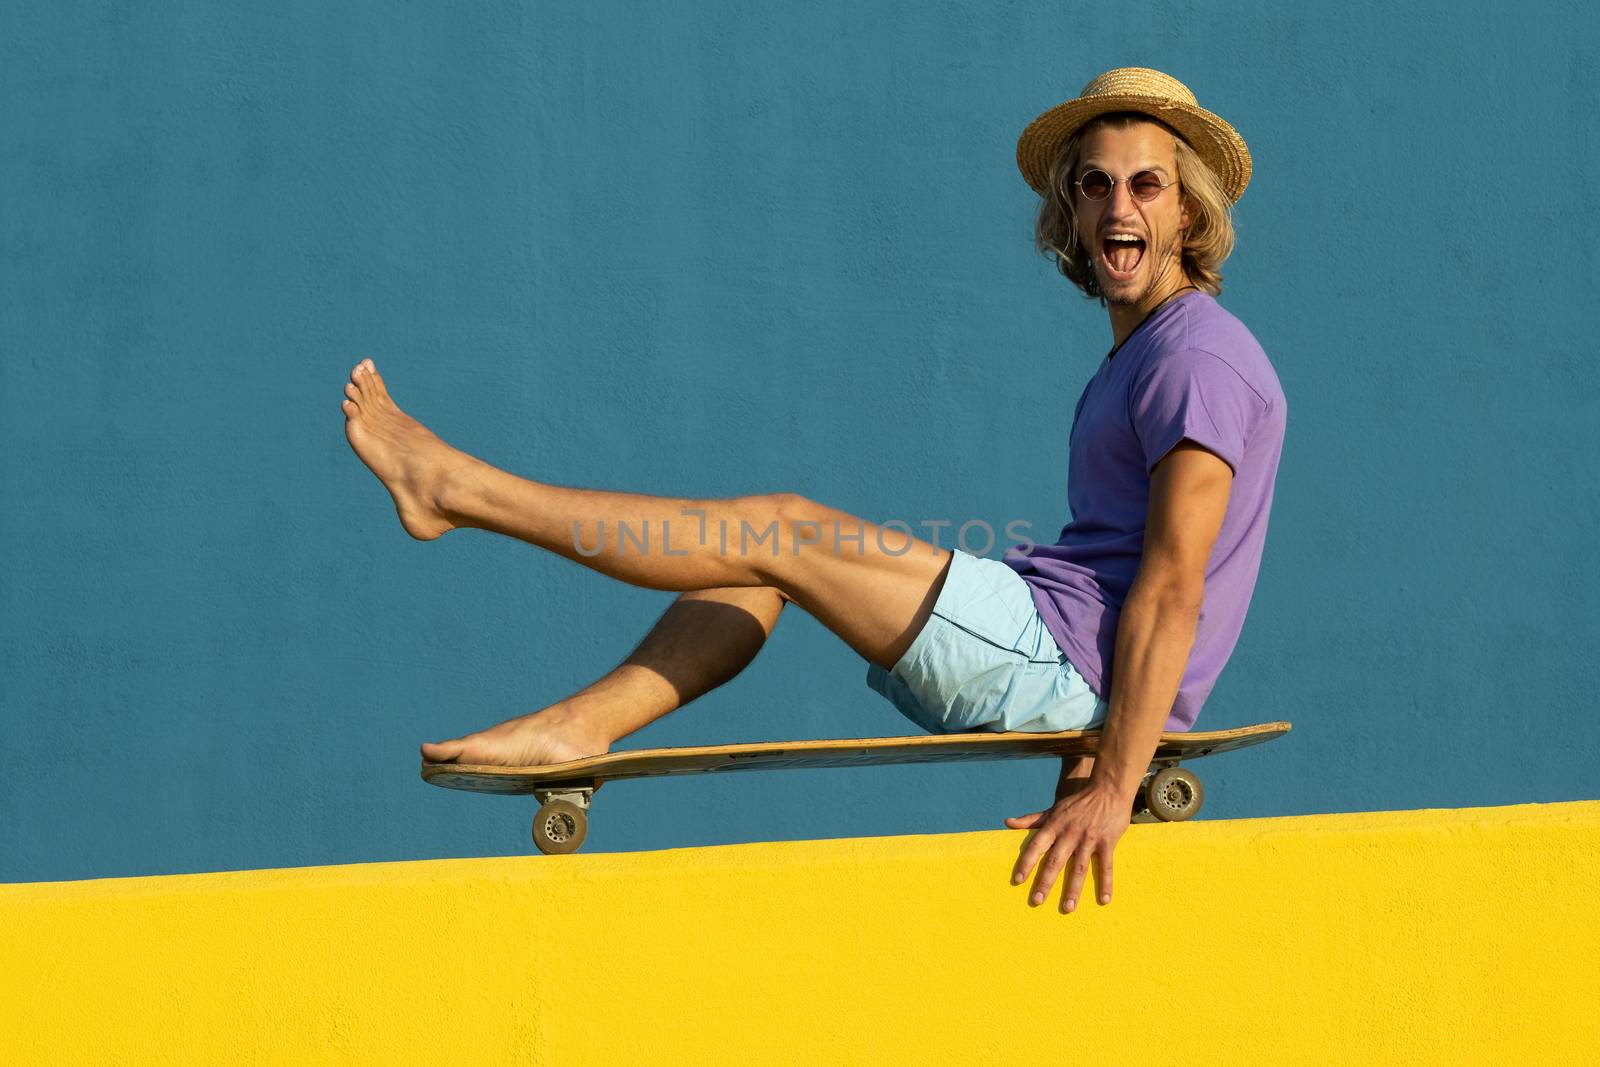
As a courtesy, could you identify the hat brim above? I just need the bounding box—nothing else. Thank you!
[1015,95,1251,204]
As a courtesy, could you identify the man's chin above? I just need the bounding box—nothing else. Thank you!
[1091,259,1132,293]
[1098,275,1146,306]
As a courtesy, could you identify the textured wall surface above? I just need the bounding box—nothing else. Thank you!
[2,801,1597,1064]
[3,1,1598,881]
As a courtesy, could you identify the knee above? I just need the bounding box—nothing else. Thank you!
[770,494,837,553]
[768,492,816,525]
[730,493,818,581]
[731,492,814,529]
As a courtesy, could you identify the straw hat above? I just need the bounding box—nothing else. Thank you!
[1015,67,1251,203]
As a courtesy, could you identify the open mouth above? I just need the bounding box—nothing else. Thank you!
[1100,236,1146,280]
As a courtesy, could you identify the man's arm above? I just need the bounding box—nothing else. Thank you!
[1007,440,1233,911]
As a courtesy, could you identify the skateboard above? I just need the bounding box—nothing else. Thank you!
[422,720,1289,854]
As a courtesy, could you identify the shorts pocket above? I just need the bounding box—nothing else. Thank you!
[932,554,1039,649]
[940,655,1037,732]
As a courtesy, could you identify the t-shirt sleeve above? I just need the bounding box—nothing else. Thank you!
[1129,348,1267,475]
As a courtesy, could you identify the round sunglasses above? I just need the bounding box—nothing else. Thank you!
[1072,169,1177,203]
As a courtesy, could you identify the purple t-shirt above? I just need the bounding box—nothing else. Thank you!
[1003,290,1286,731]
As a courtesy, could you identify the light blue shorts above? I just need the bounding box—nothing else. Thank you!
[865,550,1109,734]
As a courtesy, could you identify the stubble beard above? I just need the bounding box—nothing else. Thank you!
[1097,233,1179,308]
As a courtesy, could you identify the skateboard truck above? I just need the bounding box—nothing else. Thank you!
[531,785,596,855]
[1132,759,1205,823]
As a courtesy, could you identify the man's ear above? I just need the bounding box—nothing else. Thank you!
[1180,192,1194,233]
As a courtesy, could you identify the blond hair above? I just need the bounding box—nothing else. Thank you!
[1034,112,1235,303]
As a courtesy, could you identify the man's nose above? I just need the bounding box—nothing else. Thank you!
[1106,177,1140,216]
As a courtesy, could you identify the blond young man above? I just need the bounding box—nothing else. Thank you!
[342,68,1285,912]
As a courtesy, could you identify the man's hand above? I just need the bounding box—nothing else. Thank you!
[1004,777,1131,913]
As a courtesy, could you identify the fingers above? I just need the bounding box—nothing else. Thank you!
[1018,836,1097,911]
[1029,841,1072,906]
[1012,827,1072,905]
[1008,787,1130,913]
[1061,846,1092,913]
[1009,822,1119,912]
[1010,826,1053,887]
[1065,842,1116,913]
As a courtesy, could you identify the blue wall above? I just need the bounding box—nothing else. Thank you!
[3,1,1596,881]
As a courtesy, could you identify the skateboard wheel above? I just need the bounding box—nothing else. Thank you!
[532,799,588,855]
[1145,767,1204,822]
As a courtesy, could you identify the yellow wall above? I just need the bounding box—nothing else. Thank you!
[3,801,1596,1065]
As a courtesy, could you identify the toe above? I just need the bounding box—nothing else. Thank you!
[421,739,463,763]
[352,362,382,401]
[364,364,394,405]
[344,382,361,402]
[341,398,358,417]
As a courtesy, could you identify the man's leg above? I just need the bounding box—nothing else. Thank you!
[342,359,952,673]
[421,585,788,765]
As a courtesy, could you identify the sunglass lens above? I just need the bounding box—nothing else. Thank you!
[1131,172,1166,200]
[1079,170,1112,200]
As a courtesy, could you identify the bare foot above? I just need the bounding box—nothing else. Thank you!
[421,700,613,768]
[341,358,475,541]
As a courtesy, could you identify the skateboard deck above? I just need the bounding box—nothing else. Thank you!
[422,720,1289,855]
